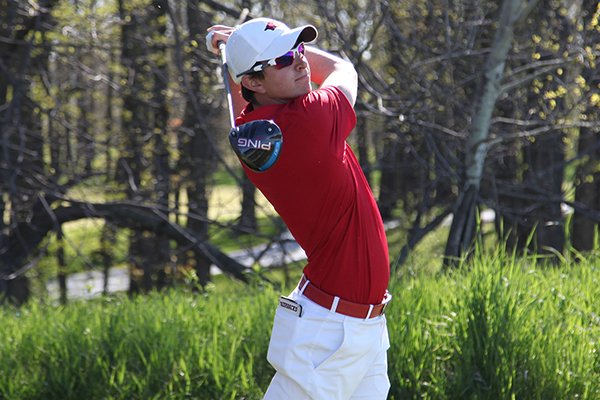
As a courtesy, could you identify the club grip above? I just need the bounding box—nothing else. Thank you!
[217,41,236,128]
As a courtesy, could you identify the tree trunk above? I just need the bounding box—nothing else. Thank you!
[149,0,172,289]
[0,1,10,237]
[56,229,67,304]
[492,148,529,251]
[572,124,600,251]
[445,183,480,263]
[571,0,600,252]
[444,0,538,264]
[118,0,155,293]
[0,0,57,303]
[100,222,116,295]
[524,130,565,255]
[238,174,258,233]
[126,3,173,291]
[378,134,400,221]
[184,0,217,287]
[355,103,372,186]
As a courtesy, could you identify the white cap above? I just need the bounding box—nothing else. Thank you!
[225,18,318,83]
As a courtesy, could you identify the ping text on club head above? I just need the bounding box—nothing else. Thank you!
[237,138,272,150]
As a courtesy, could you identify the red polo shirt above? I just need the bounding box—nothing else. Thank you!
[235,86,389,304]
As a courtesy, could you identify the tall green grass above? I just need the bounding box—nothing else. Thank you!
[0,283,276,400]
[1,250,599,399]
[388,246,600,399]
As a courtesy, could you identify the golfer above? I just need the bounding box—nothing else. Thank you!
[207,17,391,399]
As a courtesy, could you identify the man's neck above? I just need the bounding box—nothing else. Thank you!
[253,93,291,107]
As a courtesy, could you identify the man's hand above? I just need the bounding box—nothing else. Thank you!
[205,25,235,54]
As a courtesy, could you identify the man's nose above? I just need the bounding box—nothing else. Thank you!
[294,55,307,69]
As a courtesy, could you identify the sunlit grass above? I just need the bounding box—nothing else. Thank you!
[388,247,600,399]
[0,285,276,400]
[3,249,599,399]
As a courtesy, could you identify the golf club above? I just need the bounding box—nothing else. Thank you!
[218,42,283,172]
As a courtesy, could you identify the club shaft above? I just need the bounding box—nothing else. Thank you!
[219,42,236,128]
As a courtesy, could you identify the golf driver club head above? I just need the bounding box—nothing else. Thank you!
[212,40,284,171]
[229,119,283,172]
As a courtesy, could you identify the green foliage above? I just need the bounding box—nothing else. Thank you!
[0,284,276,400]
[2,251,599,399]
[35,220,129,278]
[388,246,600,399]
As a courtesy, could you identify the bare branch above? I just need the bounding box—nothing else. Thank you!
[413,119,466,139]
[514,0,543,23]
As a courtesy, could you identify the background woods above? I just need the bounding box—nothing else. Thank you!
[1,0,599,304]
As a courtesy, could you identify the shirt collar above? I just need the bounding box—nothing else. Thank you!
[235,102,285,126]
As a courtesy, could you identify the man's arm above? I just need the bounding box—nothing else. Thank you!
[305,46,358,107]
[206,25,358,109]
[207,26,247,118]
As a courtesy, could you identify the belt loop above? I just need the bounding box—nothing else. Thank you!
[299,275,310,294]
[364,304,374,320]
[330,296,340,313]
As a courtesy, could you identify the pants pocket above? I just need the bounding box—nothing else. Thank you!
[310,318,388,398]
[266,306,302,373]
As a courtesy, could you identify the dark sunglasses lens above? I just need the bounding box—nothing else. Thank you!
[273,44,305,70]
[274,52,294,69]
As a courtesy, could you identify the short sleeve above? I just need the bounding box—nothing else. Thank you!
[297,86,357,144]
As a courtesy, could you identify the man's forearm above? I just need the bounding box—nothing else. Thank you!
[305,46,358,106]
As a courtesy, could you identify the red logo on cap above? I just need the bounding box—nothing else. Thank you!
[264,22,277,31]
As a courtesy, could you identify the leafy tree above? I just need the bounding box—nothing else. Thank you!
[571,0,600,252]
[444,0,541,263]
[2,0,599,304]
[0,0,59,304]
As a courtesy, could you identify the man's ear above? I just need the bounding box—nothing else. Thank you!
[241,75,266,94]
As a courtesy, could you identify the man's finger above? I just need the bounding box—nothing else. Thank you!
[205,31,219,54]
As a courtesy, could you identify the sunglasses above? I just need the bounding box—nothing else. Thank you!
[236,43,305,78]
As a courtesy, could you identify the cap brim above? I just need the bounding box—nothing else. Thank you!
[255,25,318,62]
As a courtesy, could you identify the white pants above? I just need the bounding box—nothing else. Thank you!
[263,287,390,399]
